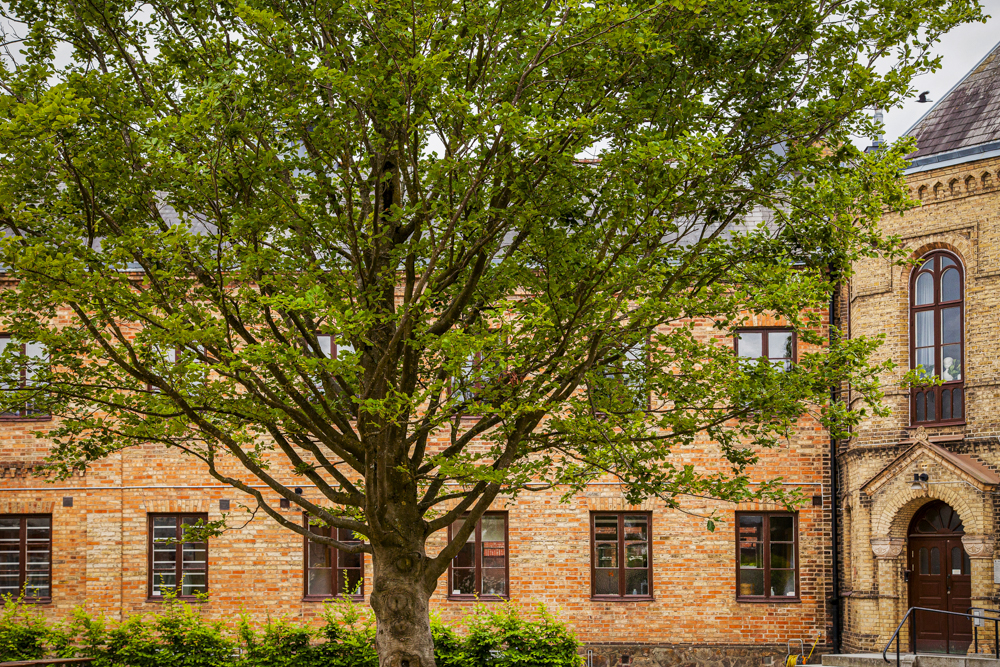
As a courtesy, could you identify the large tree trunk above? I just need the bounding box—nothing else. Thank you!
[369,544,437,667]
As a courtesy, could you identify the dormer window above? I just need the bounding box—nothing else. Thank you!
[911,252,964,424]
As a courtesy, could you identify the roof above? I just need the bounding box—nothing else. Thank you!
[861,438,1000,496]
[905,39,1000,167]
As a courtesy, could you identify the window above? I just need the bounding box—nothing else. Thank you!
[591,339,649,413]
[0,515,51,602]
[316,334,355,360]
[735,329,794,370]
[736,512,798,600]
[448,513,508,599]
[148,514,208,599]
[0,336,48,419]
[590,513,652,599]
[304,519,364,599]
[911,251,964,424]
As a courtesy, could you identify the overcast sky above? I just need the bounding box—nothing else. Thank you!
[883,0,1000,142]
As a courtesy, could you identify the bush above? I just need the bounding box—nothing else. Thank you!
[0,596,583,667]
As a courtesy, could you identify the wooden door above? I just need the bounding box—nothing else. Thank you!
[908,501,972,654]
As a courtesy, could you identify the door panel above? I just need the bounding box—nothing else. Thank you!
[909,536,972,654]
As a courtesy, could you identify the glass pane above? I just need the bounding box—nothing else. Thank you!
[915,272,934,305]
[964,551,971,575]
[625,569,649,596]
[596,542,618,568]
[482,568,506,596]
[308,568,332,596]
[770,516,794,542]
[941,256,956,268]
[913,271,934,306]
[483,541,506,569]
[153,544,176,565]
[482,516,505,542]
[624,515,647,542]
[738,332,763,358]
[24,574,49,597]
[768,332,793,360]
[927,391,936,421]
[309,541,331,568]
[594,569,619,595]
[915,347,936,378]
[0,519,19,542]
[739,568,764,596]
[452,568,475,595]
[625,543,648,569]
[26,517,50,532]
[942,344,962,382]
[338,569,362,596]
[182,543,207,569]
[453,540,475,568]
[338,549,361,569]
[740,540,763,568]
[152,572,176,595]
[951,547,963,575]
[915,310,935,349]
[942,307,961,344]
[916,391,925,422]
[153,517,177,539]
[594,516,618,542]
[941,269,961,302]
[930,547,940,574]
[181,572,206,596]
[770,543,794,569]
[0,574,19,594]
[954,388,964,419]
[317,335,332,357]
[919,547,928,574]
[337,341,356,357]
[770,570,796,597]
[943,389,952,420]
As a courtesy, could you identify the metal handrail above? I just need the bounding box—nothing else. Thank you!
[883,606,999,666]
[967,607,1000,655]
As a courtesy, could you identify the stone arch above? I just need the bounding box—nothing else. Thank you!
[899,241,971,289]
[917,184,928,200]
[983,172,993,189]
[872,485,984,540]
[933,182,944,198]
[965,175,976,192]
[949,178,960,195]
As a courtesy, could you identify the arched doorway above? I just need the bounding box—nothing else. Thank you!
[908,500,972,654]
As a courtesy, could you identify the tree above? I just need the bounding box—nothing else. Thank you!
[0,0,983,663]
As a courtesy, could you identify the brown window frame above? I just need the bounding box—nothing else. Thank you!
[147,513,209,601]
[589,511,654,601]
[591,338,652,414]
[735,511,799,602]
[302,515,365,601]
[0,514,52,604]
[734,328,796,368]
[447,511,509,600]
[0,336,50,421]
[910,251,965,425]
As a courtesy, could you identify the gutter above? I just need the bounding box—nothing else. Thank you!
[829,274,842,653]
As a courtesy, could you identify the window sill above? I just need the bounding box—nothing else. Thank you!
[907,421,966,429]
[447,594,508,602]
[0,415,52,422]
[303,594,364,602]
[736,596,801,604]
[1,596,51,605]
[145,596,208,603]
[589,595,655,603]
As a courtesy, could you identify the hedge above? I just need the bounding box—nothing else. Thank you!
[0,595,583,667]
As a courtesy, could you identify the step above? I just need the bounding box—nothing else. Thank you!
[821,654,1000,667]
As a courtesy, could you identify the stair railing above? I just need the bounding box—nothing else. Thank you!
[882,606,998,666]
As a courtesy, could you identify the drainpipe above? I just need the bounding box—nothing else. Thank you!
[829,272,842,653]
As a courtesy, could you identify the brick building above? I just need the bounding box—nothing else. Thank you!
[17,41,1000,667]
[838,39,1000,656]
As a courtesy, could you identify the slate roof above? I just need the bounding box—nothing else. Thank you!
[906,39,1000,162]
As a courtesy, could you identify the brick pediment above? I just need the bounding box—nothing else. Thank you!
[860,437,1000,496]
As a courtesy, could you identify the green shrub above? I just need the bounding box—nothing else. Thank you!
[0,596,583,667]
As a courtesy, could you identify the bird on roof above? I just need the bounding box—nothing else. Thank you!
[917,91,933,103]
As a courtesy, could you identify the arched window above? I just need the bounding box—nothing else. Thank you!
[911,251,964,424]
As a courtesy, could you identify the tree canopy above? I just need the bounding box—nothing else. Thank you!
[0,0,983,663]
